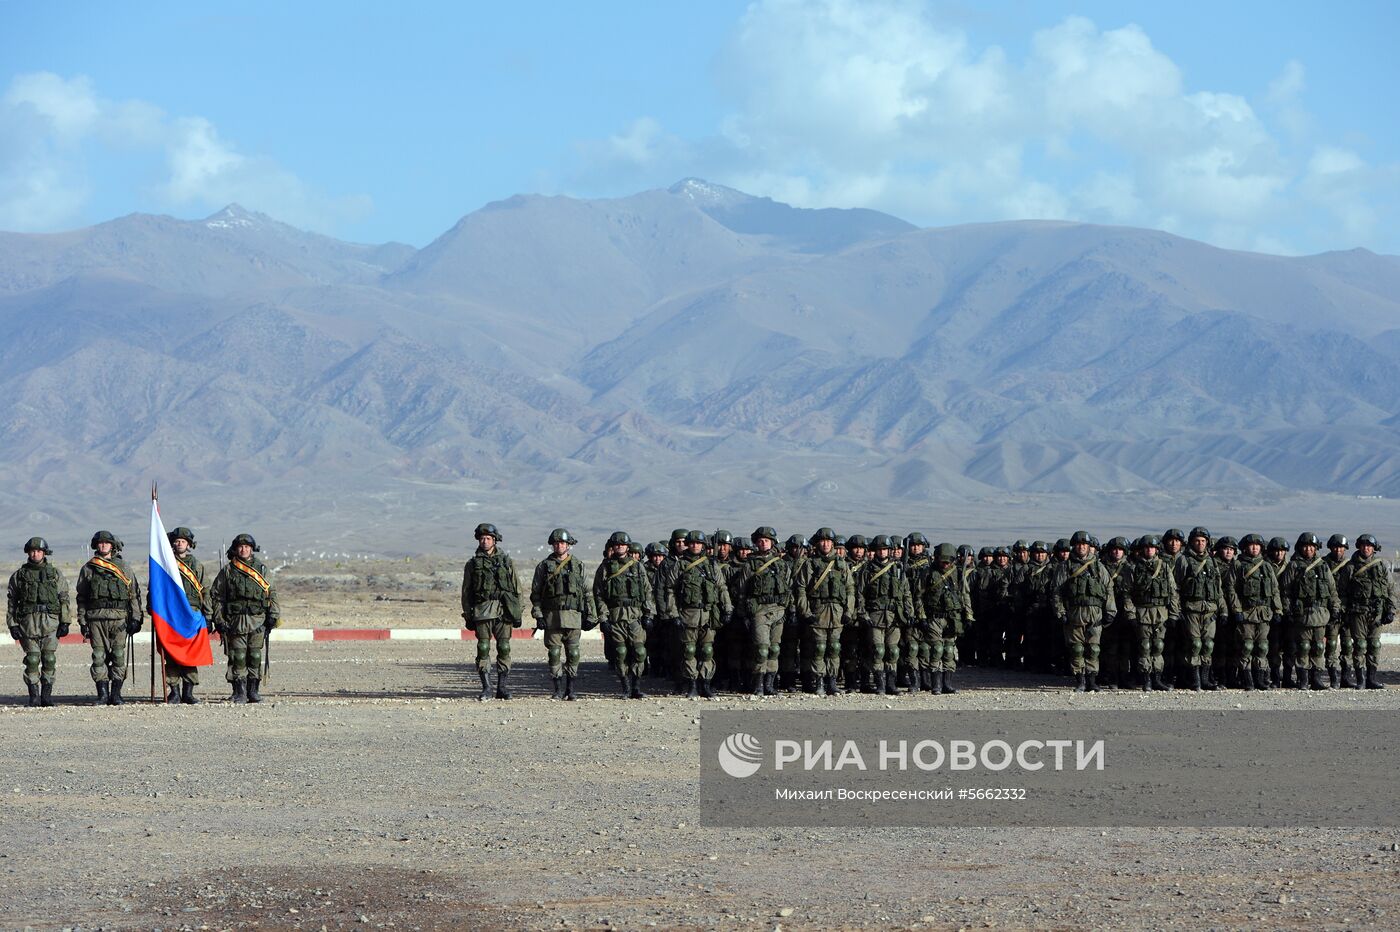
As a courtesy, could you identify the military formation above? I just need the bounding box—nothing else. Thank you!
[5,529,278,707]
[9,521,1392,704]
[459,523,1394,700]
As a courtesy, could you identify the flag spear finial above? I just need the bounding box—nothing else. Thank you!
[151,481,158,502]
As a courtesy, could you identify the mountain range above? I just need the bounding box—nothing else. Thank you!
[2,177,1399,553]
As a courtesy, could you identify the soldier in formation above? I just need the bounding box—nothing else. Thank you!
[160,526,209,704]
[461,523,522,700]
[7,537,70,707]
[210,533,281,703]
[75,530,142,705]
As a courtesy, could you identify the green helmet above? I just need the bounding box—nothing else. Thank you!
[832,534,847,549]
[1326,534,1348,550]
[752,526,777,544]
[786,534,806,550]
[712,530,733,546]
[907,532,929,547]
[957,545,973,560]
[733,536,753,552]
[1012,539,1029,552]
[686,530,708,544]
[645,542,666,557]
[1267,536,1289,552]
[474,522,502,541]
[1295,532,1320,551]
[1069,530,1092,546]
[1239,533,1264,548]
[977,547,991,559]
[993,546,1010,558]
[847,534,870,550]
[1105,536,1129,551]
[1030,540,1049,553]
[1214,536,1238,552]
[1054,538,1070,552]
[23,536,51,554]
[230,533,259,552]
[1188,526,1211,542]
[670,528,690,543]
[1137,534,1161,550]
[1357,533,1380,549]
[1163,528,1186,543]
[168,526,196,548]
[628,541,643,556]
[811,527,836,543]
[934,543,958,562]
[607,530,632,548]
[90,530,118,550]
[868,534,890,550]
[548,528,577,545]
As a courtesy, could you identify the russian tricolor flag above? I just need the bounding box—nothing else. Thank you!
[149,498,213,667]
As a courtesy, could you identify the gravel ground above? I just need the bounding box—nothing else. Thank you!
[3,639,1399,930]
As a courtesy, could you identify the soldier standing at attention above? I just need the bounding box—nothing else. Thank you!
[462,523,521,701]
[1278,532,1342,691]
[919,543,973,694]
[1125,535,1179,691]
[1336,534,1393,689]
[211,533,280,703]
[7,537,70,707]
[778,534,807,692]
[856,535,914,696]
[592,531,654,699]
[734,526,791,698]
[1053,530,1120,692]
[1098,537,1133,689]
[841,534,870,692]
[157,527,209,704]
[531,528,591,701]
[794,528,854,697]
[900,534,932,691]
[1322,535,1350,689]
[1173,527,1226,692]
[1224,534,1281,691]
[1265,537,1293,686]
[75,530,142,706]
[672,530,733,699]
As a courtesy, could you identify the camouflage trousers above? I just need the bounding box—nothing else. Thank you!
[604,618,647,678]
[1098,619,1130,681]
[1343,614,1384,670]
[1236,618,1270,674]
[924,616,958,673]
[20,633,59,686]
[681,622,716,681]
[800,622,842,678]
[223,619,265,683]
[840,623,865,684]
[543,625,581,677]
[1324,621,1342,669]
[1295,621,1327,672]
[474,620,514,674]
[1134,619,1169,675]
[778,614,800,676]
[905,624,931,672]
[1062,621,1102,675]
[87,618,128,683]
[163,654,199,686]
[1180,610,1217,668]
[864,621,901,674]
[749,605,785,675]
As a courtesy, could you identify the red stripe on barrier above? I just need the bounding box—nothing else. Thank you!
[462,628,535,639]
[313,629,391,641]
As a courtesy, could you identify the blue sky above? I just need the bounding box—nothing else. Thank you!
[1,0,1395,254]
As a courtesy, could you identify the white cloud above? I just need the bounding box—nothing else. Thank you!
[0,71,369,234]
[573,0,1397,253]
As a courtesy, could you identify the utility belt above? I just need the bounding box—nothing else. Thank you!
[1135,599,1166,608]
[17,602,55,614]
[86,599,127,610]
[607,597,639,608]
[811,595,844,605]
[226,600,266,615]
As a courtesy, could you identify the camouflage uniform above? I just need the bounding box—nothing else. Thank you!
[1125,541,1180,691]
[901,547,933,688]
[1322,543,1349,688]
[671,540,733,698]
[918,545,973,694]
[1336,539,1394,689]
[6,542,70,706]
[1264,541,1293,685]
[734,532,792,697]
[1098,548,1133,688]
[779,539,807,689]
[1223,543,1282,690]
[159,544,210,697]
[210,536,280,702]
[462,530,521,699]
[854,544,914,695]
[793,532,854,696]
[530,539,591,699]
[1020,550,1058,673]
[593,549,655,698]
[1053,535,1120,691]
[75,541,142,703]
[1277,537,1342,691]
[1172,538,1227,691]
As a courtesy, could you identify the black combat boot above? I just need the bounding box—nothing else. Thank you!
[1310,668,1328,690]
[39,681,54,706]
[1341,665,1357,689]
[232,679,247,703]
[929,671,943,694]
[550,676,563,700]
[94,681,109,706]
[1085,672,1099,693]
[1328,667,1340,689]
[166,683,180,703]
[750,672,764,697]
[1155,672,1174,691]
[497,669,512,700]
[1201,665,1217,691]
[896,669,911,688]
[1269,661,1282,687]
[873,671,886,696]
[181,681,198,704]
[1294,668,1308,690]
[246,677,262,703]
[629,673,646,700]
[1254,666,1270,690]
[1283,664,1298,688]
[823,675,838,696]
[765,672,779,696]
[1238,667,1255,691]
[1140,672,1150,692]
[885,670,899,696]
[476,670,492,701]
[699,678,714,699]
[941,671,958,694]
[1190,666,1202,692]
[1074,673,1087,693]
[811,674,826,697]
[563,674,576,701]
[1366,665,1385,689]
[26,683,39,707]
[108,679,124,706]
[686,678,699,700]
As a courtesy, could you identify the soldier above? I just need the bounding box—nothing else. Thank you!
[1265,536,1293,685]
[1172,527,1227,691]
[157,527,209,704]
[210,533,280,703]
[530,528,591,700]
[1098,537,1133,689]
[1021,541,1058,673]
[855,535,913,696]
[841,534,871,692]
[671,530,732,699]
[1321,534,1350,688]
[1336,534,1393,689]
[1212,536,1240,688]
[593,531,654,699]
[462,522,522,701]
[1125,535,1179,691]
[901,534,933,691]
[75,530,142,705]
[919,543,973,694]
[1224,533,1281,690]
[1053,530,1120,692]
[794,528,854,696]
[734,526,791,697]
[6,537,70,707]
[778,534,807,691]
[1005,541,1032,669]
[1278,532,1342,691]
[709,530,743,691]
[643,541,675,682]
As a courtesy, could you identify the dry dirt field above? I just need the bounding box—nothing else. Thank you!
[3,569,1399,930]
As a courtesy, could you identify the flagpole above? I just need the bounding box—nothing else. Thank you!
[151,482,158,703]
